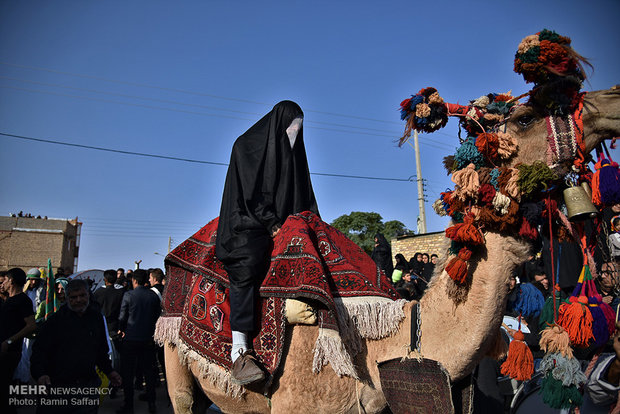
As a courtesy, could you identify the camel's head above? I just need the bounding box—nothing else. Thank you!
[504,87,620,168]
[399,29,620,286]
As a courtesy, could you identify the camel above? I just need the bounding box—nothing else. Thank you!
[159,35,620,413]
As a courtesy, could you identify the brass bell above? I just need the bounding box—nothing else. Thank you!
[563,182,599,221]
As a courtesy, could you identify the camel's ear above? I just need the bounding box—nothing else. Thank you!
[485,329,508,360]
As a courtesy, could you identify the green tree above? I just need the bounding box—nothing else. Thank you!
[331,212,408,254]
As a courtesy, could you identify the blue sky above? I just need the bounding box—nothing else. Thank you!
[1,1,618,271]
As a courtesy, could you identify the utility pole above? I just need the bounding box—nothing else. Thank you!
[410,130,427,234]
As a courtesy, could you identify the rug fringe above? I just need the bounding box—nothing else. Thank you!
[313,328,359,379]
[336,297,407,340]
[154,316,182,346]
[177,341,245,398]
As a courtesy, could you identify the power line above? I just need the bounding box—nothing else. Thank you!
[0,132,229,166]
[0,132,415,182]
[0,75,420,136]
[0,61,403,125]
[0,62,460,145]
[1,84,454,151]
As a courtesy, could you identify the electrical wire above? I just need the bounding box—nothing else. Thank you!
[0,63,460,144]
[0,132,415,182]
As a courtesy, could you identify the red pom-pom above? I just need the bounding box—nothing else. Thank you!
[479,183,496,204]
[445,215,484,245]
[475,132,500,161]
[445,247,472,284]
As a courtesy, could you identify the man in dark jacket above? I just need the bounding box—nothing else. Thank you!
[117,269,161,413]
[31,278,121,413]
[94,270,125,344]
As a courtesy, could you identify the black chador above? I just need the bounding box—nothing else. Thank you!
[215,100,319,333]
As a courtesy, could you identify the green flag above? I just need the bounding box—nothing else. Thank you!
[45,259,56,320]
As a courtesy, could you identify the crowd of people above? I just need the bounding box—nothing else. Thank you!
[370,233,439,301]
[0,266,166,414]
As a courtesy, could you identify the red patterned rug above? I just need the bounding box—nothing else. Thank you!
[161,211,399,378]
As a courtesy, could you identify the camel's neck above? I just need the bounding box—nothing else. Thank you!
[418,232,530,381]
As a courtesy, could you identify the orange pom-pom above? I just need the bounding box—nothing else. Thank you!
[501,331,534,381]
[445,215,484,245]
[557,301,594,348]
[445,248,472,284]
[476,132,500,161]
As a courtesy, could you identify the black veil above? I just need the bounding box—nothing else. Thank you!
[216,100,319,266]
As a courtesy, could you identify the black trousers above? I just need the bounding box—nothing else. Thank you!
[226,258,272,333]
[222,231,272,333]
[120,340,157,405]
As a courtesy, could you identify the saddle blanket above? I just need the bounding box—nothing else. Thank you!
[160,211,400,378]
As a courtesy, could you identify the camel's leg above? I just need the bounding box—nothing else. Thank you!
[270,325,359,414]
[164,342,195,414]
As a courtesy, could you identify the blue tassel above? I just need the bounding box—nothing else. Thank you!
[514,283,545,318]
[455,136,485,169]
[410,94,424,107]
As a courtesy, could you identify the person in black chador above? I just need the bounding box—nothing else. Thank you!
[215,100,319,385]
[371,233,393,279]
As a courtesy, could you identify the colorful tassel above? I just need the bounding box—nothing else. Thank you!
[500,330,534,381]
[557,300,594,348]
[589,305,611,348]
[540,352,587,387]
[538,295,560,330]
[591,157,620,206]
[539,324,573,358]
[454,136,485,169]
[452,163,480,201]
[513,283,546,318]
[475,132,500,161]
[539,352,586,409]
[445,247,472,284]
[540,373,583,409]
[444,214,484,245]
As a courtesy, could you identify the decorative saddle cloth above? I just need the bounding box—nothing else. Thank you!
[156,211,403,393]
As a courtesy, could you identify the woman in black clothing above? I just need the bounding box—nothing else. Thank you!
[371,233,393,279]
[215,100,319,385]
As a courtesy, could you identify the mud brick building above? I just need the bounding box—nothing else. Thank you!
[0,215,81,273]
[390,231,447,262]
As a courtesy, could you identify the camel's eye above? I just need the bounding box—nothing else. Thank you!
[516,114,536,128]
